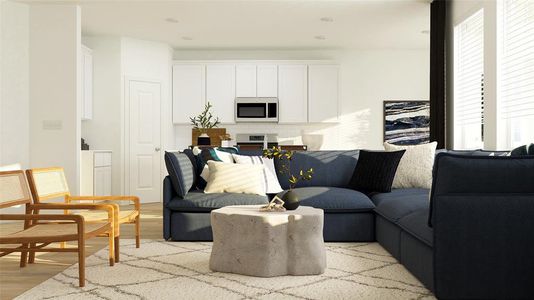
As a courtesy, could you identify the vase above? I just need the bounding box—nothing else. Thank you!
[282,190,300,210]
[197,133,211,145]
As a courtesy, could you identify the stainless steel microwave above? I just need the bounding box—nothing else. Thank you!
[235,98,278,123]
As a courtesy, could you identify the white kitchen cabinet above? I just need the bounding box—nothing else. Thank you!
[308,65,339,123]
[278,65,308,123]
[80,150,112,196]
[81,45,93,120]
[206,64,236,124]
[172,64,205,124]
[236,64,257,97]
[257,65,278,97]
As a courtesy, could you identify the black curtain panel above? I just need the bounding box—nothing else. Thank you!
[429,0,447,149]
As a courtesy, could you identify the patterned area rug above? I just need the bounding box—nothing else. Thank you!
[16,240,435,300]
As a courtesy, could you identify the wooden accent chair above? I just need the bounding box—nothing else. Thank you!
[0,170,116,287]
[25,167,140,263]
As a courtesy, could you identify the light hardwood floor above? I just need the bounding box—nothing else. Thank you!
[0,203,162,300]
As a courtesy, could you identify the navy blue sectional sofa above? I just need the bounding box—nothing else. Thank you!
[163,149,534,298]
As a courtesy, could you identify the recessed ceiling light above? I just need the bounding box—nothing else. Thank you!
[320,17,334,22]
[182,36,193,41]
[421,30,430,34]
[165,17,179,23]
[314,35,327,40]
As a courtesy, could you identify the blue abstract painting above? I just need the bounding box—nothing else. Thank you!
[384,101,430,145]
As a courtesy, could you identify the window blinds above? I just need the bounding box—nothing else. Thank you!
[498,0,534,147]
[454,9,484,149]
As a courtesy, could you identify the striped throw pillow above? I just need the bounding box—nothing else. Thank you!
[232,154,283,194]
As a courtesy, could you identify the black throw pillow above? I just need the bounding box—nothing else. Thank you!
[348,150,406,194]
[510,143,534,156]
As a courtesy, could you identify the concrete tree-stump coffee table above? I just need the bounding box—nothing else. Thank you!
[209,205,326,277]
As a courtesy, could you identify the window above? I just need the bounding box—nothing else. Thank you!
[454,9,484,150]
[497,0,534,148]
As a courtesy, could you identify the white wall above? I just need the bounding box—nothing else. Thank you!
[0,1,29,169]
[121,37,173,194]
[172,49,429,150]
[81,36,173,195]
[81,36,122,194]
[29,4,82,193]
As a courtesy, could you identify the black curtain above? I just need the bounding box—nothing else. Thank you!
[429,0,447,149]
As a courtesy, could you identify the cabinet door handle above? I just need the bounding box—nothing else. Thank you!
[155,147,161,152]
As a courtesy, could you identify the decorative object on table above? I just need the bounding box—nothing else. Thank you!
[190,101,220,145]
[192,128,227,147]
[383,100,430,145]
[220,133,233,147]
[259,196,286,212]
[301,131,324,150]
[384,141,437,189]
[81,138,90,150]
[263,146,314,210]
[348,150,405,195]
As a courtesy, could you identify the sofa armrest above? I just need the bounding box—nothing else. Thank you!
[163,176,176,206]
[430,154,534,298]
[433,194,534,299]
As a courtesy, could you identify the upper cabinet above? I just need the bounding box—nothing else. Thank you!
[172,61,338,124]
[172,64,205,124]
[278,65,308,123]
[257,65,278,97]
[206,64,236,124]
[236,64,278,98]
[236,64,257,97]
[308,65,339,123]
[81,45,93,120]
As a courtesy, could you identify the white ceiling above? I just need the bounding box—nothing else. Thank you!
[76,0,430,50]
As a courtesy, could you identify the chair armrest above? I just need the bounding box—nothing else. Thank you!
[30,203,117,226]
[0,213,84,223]
[67,195,140,211]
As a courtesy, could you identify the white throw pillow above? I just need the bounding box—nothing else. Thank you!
[204,161,266,195]
[232,154,283,194]
[384,141,437,189]
[200,149,235,181]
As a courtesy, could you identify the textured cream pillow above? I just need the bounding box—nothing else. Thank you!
[384,141,437,189]
[204,161,266,195]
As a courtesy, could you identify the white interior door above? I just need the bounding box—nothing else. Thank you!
[127,80,161,203]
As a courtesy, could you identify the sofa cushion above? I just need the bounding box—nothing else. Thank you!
[398,207,433,247]
[372,188,430,223]
[281,187,375,213]
[166,191,269,212]
[164,151,197,198]
[275,150,359,189]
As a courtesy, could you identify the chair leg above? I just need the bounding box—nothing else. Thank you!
[114,236,120,263]
[20,244,29,268]
[135,217,141,248]
[108,232,117,267]
[28,243,36,264]
[78,238,85,287]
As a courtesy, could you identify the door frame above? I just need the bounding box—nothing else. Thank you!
[123,77,163,202]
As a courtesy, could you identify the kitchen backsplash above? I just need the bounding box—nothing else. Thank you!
[174,110,375,151]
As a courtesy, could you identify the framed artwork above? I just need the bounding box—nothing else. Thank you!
[383,100,430,145]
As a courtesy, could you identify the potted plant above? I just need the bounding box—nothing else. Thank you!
[190,102,220,145]
[263,146,313,210]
